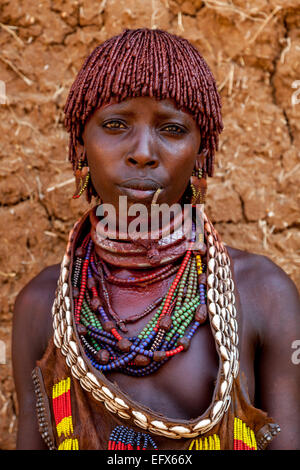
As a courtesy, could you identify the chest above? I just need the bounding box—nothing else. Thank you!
[104,273,256,419]
[108,323,220,420]
[104,279,221,420]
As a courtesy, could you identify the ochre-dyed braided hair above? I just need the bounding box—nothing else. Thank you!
[64,28,223,200]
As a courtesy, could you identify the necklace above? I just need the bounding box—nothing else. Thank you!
[71,228,208,376]
[52,208,240,439]
[99,258,179,287]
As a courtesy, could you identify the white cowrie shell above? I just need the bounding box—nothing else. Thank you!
[208,258,218,274]
[230,318,238,332]
[220,345,230,360]
[233,361,239,378]
[212,315,221,331]
[217,252,224,266]
[208,302,217,315]
[223,360,231,379]
[151,420,168,430]
[207,288,219,303]
[62,254,70,268]
[215,331,223,345]
[114,397,129,409]
[193,419,211,431]
[220,380,228,398]
[169,426,191,434]
[69,340,79,357]
[132,411,147,423]
[208,246,216,257]
[66,310,72,326]
[102,386,114,400]
[62,283,69,297]
[54,329,62,348]
[207,234,214,246]
[211,400,223,419]
[207,273,218,288]
[64,296,71,311]
[64,325,73,344]
[77,356,87,374]
[217,266,227,280]
[224,395,231,413]
[218,294,225,308]
[86,372,100,387]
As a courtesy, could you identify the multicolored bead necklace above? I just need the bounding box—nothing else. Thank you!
[72,229,208,377]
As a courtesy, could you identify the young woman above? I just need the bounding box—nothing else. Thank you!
[12,28,300,450]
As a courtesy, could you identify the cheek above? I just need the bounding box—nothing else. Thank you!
[165,154,196,203]
[86,151,114,201]
[85,137,115,183]
[168,145,196,182]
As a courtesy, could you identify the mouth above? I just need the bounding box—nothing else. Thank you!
[117,178,162,202]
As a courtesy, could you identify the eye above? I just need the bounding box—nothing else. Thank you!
[162,124,186,135]
[103,120,126,129]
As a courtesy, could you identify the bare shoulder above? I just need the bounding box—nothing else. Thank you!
[13,264,61,355]
[227,245,299,303]
[227,245,300,340]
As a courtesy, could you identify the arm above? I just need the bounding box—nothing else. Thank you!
[254,258,300,450]
[12,267,58,449]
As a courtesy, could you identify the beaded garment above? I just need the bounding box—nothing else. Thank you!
[32,208,280,450]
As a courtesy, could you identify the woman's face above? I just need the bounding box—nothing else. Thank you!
[80,96,201,214]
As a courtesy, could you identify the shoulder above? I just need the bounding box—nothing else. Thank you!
[227,245,300,340]
[14,263,61,316]
[13,264,61,357]
[227,245,299,301]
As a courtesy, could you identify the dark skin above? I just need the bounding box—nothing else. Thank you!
[13,97,300,449]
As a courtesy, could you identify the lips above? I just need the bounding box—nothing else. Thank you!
[120,178,160,191]
[117,178,161,202]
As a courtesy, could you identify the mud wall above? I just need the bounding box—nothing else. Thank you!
[0,0,299,449]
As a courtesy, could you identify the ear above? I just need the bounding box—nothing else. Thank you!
[194,152,206,172]
[74,141,87,169]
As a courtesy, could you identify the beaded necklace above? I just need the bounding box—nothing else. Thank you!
[52,209,242,441]
[71,226,208,376]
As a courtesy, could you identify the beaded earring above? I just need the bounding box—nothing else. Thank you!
[72,151,90,200]
[190,153,207,205]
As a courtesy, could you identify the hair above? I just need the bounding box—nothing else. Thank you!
[64,28,223,198]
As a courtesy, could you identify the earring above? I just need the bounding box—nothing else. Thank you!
[73,153,90,199]
[190,154,207,205]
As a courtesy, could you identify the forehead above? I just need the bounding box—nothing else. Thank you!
[95,96,196,122]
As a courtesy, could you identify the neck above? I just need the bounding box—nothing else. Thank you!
[89,205,192,269]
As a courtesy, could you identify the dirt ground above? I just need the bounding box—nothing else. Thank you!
[0,0,299,450]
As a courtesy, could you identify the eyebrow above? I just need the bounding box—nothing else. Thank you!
[98,104,193,124]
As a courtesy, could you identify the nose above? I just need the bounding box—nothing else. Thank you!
[125,128,159,169]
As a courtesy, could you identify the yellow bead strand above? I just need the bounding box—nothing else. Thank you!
[188,434,221,450]
[58,438,79,451]
[234,417,257,450]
